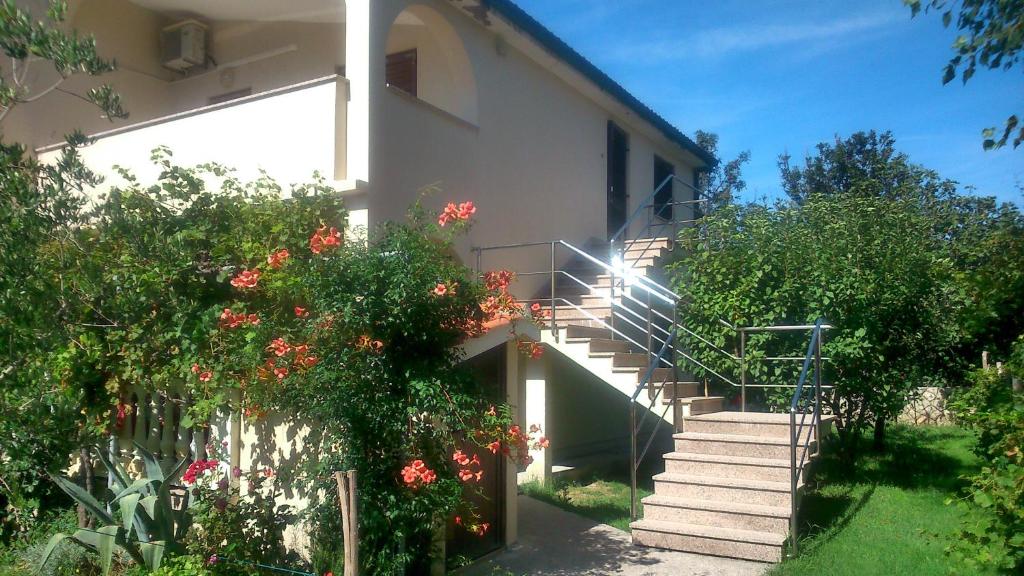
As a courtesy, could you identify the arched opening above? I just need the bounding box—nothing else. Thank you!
[384,4,478,124]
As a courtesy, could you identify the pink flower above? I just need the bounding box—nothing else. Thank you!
[267,338,291,357]
[230,269,261,289]
[191,363,201,374]
[294,306,309,317]
[433,283,448,296]
[438,201,476,227]
[274,366,289,380]
[310,225,342,254]
[267,249,290,269]
[199,371,213,382]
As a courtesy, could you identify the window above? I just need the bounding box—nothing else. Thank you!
[208,87,252,105]
[653,155,675,221]
[386,49,418,97]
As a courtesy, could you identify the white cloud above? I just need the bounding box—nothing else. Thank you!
[610,11,902,63]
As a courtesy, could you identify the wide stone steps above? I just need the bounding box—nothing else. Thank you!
[631,519,785,563]
[640,494,790,534]
[633,411,829,563]
[673,431,808,460]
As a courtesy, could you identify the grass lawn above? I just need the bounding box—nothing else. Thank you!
[771,425,989,576]
[520,476,650,532]
[522,425,989,575]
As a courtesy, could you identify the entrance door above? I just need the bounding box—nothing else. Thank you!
[607,121,629,239]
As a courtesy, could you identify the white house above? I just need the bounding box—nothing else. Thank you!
[11,0,830,565]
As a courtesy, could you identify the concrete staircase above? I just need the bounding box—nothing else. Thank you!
[537,238,725,425]
[631,412,833,562]
[516,236,829,563]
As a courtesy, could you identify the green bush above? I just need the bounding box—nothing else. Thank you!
[946,340,1024,573]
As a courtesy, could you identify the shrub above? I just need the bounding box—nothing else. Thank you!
[946,339,1024,573]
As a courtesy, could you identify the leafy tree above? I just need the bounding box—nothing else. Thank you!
[778,130,957,204]
[671,194,963,455]
[0,0,124,537]
[694,130,750,210]
[906,0,1024,149]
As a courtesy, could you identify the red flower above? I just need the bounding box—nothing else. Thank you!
[247,313,260,326]
[454,516,462,526]
[310,225,342,254]
[452,450,470,466]
[273,366,289,380]
[294,306,309,317]
[267,249,290,269]
[458,469,475,482]
[191,363,201,374]
[230,269,261,289]
[487,441,501,454]
[267,338,291,357]
[483,270,515,292]
[457,201,476,219]
[401,459,436,488]
[537,437,550,449]
[433,283,448,296]
[301,355,319,368]
[198,370,213,382]
[438,201,477,227]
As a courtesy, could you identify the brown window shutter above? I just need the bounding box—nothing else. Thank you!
[386,49,417,97]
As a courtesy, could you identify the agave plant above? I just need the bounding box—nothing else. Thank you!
[39,442,191,575]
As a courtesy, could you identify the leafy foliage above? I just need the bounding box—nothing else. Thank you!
[694,130,750,210]
[906,0,1024,149]
[670,193,963,452]
[0,0,127,537]
[41,443,190,575]
[946,343,1024,573]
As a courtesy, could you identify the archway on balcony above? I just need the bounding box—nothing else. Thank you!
[384,4,479,125]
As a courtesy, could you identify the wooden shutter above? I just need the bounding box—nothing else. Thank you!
[386,49,417,97]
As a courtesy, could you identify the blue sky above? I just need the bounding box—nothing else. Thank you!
[515,0,1023,205]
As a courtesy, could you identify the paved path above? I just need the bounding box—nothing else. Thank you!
[461,496,769,576]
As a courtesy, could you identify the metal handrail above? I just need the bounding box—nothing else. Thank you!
[787,318,826,557]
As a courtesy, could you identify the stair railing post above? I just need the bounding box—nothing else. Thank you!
[550,242,557,342]
[608,244,616,339]
[629,399,638,522]
[671,307,679,432]
[739,328,747,412]
[814,325,823,455]
[645,289,653,358]
[789,407,798,557]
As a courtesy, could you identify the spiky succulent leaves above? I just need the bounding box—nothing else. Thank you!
[94,445,131,491]
[49,474,115,526]
[133,441,167,483]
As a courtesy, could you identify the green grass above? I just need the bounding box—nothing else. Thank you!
[771,425,991,576]
[521,476,650,532]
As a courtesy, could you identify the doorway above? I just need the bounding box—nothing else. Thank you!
[607,121,629,239]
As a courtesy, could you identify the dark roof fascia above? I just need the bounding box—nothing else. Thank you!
[478,0,717,167]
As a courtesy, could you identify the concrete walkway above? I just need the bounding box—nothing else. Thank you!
[461,496,769,576]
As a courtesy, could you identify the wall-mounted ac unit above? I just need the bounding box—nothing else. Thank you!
[161,20,207,72]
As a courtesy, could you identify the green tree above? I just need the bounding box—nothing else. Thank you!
[694,130,750,210]
[778,130,957,204]
[671,194,962,455]
[906,0,1024,149]
[0,0,125,536]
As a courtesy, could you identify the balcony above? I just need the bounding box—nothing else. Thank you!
[36,75,350,190]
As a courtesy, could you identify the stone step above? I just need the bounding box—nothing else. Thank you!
[641,494,790,534]
[648,381,703,400]
[588,338,632,354]
[547,305,611,322]
[612,352,650,368]
[652,472,798,508]
[631,519,784,563]
[564,325,612,339]
[684,412,828,439]
[673,432,806,460]
[673,397,726,417]
[663,452,795,483]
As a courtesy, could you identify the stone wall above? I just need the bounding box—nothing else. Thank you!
[898,386,954,425]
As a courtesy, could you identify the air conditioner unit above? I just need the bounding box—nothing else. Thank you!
[161,20,207,72]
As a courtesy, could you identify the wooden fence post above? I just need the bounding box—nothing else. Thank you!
[334,470,359,576]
